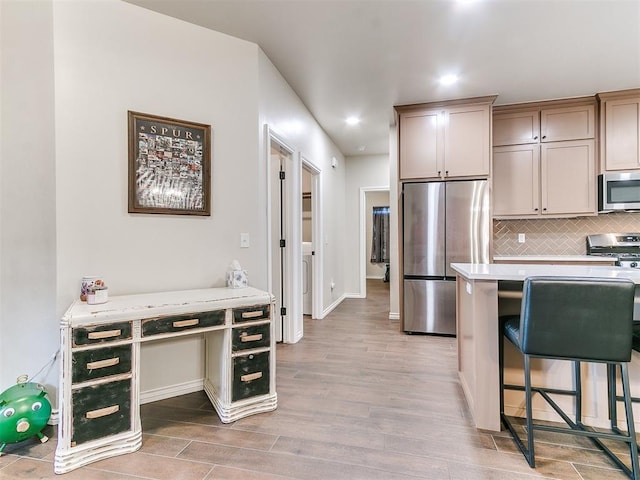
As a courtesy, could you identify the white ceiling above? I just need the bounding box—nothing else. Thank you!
[124,0,640,157]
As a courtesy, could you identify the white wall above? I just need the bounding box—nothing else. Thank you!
[344,154,390,296]
[1,0,351,402]
[257,50,346,317]
[0,0,58,394]
[52,0,265,396]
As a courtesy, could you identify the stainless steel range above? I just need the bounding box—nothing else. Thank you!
[587,233,640,269]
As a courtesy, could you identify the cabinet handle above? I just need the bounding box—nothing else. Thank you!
[542,208,547,211]
[533,135,538,140]
[242,310,264,319]
[437,170,441,177]
[85,404,120,419]
[534,208,539,211]
[240,372,263,382]
[86,357,120,370]
[173,318,199,328]
[88,329,121,340]
[445,170,449,176]
[241,333,263,342]
[542,135,546,139]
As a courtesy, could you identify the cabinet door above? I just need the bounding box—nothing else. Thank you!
[399,110,441,179]
[604,98,640,171]
[444,105,491,178]
[541,105,595,142]
[493,111,540,146]
[541,140,596,216]
[493,144,540,216]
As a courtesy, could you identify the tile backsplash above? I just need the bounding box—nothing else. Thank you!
[493,212,640,256]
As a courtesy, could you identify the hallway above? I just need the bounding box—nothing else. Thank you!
[0,280,630,479]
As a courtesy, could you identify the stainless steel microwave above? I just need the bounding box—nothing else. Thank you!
[598,172,640,212]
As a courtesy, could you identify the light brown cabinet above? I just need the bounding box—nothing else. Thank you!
[494,103,595,146]
[492,98,597,218]
[597,89,640,172]
[397,97,495,180]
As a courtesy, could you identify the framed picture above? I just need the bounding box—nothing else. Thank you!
[128,111,211,215]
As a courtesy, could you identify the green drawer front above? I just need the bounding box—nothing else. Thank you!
[233,304,270,324]
[232,351,270,401]
[142,310,225,337]
[71,379,131,446]
[73,321,132,347]
[72,344,132,384]
[232,323,270,351]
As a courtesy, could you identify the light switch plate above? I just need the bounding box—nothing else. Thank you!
[240,233,250,248]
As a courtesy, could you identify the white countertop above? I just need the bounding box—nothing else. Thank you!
[451,263,640,284]
[493,255,615,263]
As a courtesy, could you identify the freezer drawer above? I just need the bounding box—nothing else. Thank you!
[403,279,456,335]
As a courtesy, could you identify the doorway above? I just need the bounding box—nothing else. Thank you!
[266,128,305,343]
[360,187,390,299]
[301,159,321,319]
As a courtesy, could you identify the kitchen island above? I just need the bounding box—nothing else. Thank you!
[451,262,640,432]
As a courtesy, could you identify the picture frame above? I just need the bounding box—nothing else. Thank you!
[128,111,211,216]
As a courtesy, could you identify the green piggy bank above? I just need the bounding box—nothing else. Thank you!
[0,378,51,454]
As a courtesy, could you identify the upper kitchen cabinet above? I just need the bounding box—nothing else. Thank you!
[597,89,640,172]
[396,96,496,181]
[492,97,597,218]
[493,100,595,146]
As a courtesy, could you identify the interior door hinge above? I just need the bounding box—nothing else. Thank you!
[279,171,285,180]
[280,239,286,248]
[281,307,287,316]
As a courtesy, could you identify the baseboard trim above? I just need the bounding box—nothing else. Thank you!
[322,294,347,318]
[344,292,365,299]
[140,379,204,405]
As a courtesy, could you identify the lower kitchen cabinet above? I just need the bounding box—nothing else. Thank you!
[55,287,276,474]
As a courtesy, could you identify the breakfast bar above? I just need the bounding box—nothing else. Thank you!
[451,262,640,432]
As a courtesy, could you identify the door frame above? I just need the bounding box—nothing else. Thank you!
[265,125,303,343]
[301,157,323,320]
[359,186,390,299]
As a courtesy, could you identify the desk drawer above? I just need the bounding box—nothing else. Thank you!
[71,378,131,446]
[142,310,224,337]
[233,304,270,324]
[232,351,270,401]
[73,322,132,347]
[72,345,132,384]
[232,323,270,351]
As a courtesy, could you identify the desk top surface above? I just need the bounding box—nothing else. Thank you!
[62,287,273,326]
[451,263,640,284]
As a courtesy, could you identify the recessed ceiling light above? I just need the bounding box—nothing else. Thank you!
[439,74,459,86]
[357,145,366,152]
[346,116,361,126]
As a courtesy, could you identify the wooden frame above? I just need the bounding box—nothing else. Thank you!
[128,111,211,215]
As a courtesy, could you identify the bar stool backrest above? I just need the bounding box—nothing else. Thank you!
[519,276,635,362]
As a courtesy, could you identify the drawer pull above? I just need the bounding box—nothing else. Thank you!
[240,372,263,382]
[173,318,199,328]
[86,357,120,370]
[241,310,264,319]
[87,329,121,340]
[85,405,120,419]
[241,333,263,342]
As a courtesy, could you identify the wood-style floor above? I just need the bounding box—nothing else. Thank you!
[0,280,632,479]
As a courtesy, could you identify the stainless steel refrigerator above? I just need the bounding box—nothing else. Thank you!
[403,180,489,335]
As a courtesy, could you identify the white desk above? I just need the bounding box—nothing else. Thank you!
[451,263,640,432]
[54,287,276,474]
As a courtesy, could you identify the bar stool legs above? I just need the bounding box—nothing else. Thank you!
[501,351,639,479]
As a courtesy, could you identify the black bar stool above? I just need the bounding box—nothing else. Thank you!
[499,276,639,479]
[609,321,640,441]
